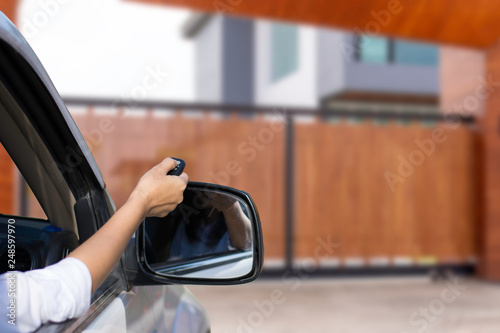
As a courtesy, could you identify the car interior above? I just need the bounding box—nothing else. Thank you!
[0,80,80,273]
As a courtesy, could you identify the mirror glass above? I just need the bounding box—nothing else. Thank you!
[144,186,255,279]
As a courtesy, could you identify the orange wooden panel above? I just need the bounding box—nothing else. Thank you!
[293,120,477,265]
[0,144,14,215]
[390,122,416,260]
[412,124,433,259]
[0,0,18,23]
[131,0,500,47]
[318,121,344,260]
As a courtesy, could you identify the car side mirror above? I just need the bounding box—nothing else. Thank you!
[137,182,263,285]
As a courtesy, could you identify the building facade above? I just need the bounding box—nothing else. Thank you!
[185,14,440,112]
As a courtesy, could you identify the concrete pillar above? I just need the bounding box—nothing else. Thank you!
[440,46,485,115]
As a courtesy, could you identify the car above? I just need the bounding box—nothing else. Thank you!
[0,12,263,332]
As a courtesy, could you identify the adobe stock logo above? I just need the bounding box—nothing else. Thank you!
[340,0,404,62]
[21,0,74,39]
[228,236,341,333]
[384,73,500,192]
[384,128,447,192]
[213,0,243,14]
[400,277,467,333]
[208,107,286,186]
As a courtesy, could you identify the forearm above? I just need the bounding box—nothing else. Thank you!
[222,204,252,250]
[69,197,146,294]
[69,158,187,295]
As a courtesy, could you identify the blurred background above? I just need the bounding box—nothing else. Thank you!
[1,0,500,332]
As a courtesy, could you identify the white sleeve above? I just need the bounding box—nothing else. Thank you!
[0,257,92,333]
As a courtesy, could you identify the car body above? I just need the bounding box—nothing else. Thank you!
[0,12,262,332]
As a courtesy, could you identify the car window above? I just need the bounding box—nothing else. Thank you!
[0,143,47,220]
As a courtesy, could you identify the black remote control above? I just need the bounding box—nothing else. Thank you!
[167,158,185,176]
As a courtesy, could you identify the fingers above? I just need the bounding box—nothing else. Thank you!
[157,157,179,174]
[178,172,189,184]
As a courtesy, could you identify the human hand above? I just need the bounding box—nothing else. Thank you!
[204,192,238,212]
[128,158,189,218]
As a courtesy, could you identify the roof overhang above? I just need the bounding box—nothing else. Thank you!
[127,0,500,48]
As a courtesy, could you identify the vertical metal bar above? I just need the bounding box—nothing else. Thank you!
[353,35,361,62]
[285,115,295,270]
[388,39,395,63]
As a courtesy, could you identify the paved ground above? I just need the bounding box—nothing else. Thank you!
[189,277,500,333]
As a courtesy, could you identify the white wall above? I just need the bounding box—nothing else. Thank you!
[254,20,318,108]
[17,0,194,102]
[316,29,346,100]
[195,16,223,103]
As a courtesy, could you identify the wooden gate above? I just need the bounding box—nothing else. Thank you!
[0,105,477,269]
[70,106,477,268]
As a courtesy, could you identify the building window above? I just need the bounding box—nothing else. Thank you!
[356,36,438,66]
[271,23,298,82]
[358,36,389,64]
[394,40,438,65]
